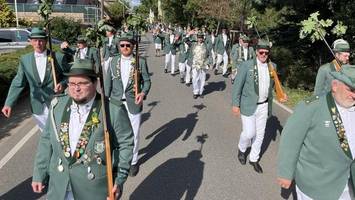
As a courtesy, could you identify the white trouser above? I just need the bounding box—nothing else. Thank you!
[231,68,238,80]
[64,191,74,200]
[238,103,268,162]
[165,52,175,73]
[185,63,191,83]
[211,49,216,65]
[192,68,206,95]
[296,184,353,200]
[103,57,113,79]
[32,105,49,132]
[216,52,228,75]
[123,102,141,165]
[179,61,187,79]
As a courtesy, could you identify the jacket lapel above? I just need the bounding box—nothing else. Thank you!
[253,59,259,96]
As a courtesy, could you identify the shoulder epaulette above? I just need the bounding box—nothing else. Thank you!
[304,95,320,104]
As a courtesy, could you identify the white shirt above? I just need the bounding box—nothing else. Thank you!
[120,55,133,99]
[34,51,47,83]
[79,47,88,59]
[257,58,270,102]
[222,34,227,46]
[243,47,248,61]
[108,36,113,46]
[170,34,174,44]
[68,96,95,155]
[211,35,215,44]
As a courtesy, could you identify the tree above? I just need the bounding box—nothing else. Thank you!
[0,0,16,27]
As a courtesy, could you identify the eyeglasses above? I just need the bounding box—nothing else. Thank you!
[68,81,91,88]
[258,51,269,55]
[120,44,132,48]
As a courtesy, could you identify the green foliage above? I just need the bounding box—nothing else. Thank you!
[331,21,347,37]
[37,0,53,21]
[38,17,82,44]
[283,87,313,109]
[0,0,16,27]
[126,14,146,31]
[85,19,111,48]
[299,11,333,42]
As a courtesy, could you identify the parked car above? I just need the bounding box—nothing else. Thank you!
[0,28,62,50]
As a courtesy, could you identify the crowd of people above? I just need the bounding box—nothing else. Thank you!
[1,20,355,199]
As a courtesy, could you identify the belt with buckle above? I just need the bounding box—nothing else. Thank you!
[257,98,268,105]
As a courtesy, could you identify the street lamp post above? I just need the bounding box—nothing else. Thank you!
[14,0,19,27]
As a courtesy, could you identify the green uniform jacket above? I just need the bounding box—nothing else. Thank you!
[103,36,120,61]
[4,50,68,115]
[314,62,339,96]
[32,94,134,200]
[163,33,178,55]
[277,94,353,200]
[232,59,276,116]
[214,34,231,55]
[105,55,151,114]
[62,46,101,72]
[153,33,164,44]
[230,44,255,69]
[177,38,188,63]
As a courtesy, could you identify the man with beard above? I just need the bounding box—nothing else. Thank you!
[32,59,134,199]
[105,32,151,177]
[278,66,355,200]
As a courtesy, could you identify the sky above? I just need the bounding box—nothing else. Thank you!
[131,0,141,6]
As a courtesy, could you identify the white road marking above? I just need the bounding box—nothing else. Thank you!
[0,125,39,169]
[273,99,293,114]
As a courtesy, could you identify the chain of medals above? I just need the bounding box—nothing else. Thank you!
[326,92,352,159]
[59,98,101,159]
[111,56,135,80]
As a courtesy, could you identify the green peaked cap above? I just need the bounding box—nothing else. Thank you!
[29,27,47,39]
[64,59,97,77]
[119,32,136,44]
[256,39,271,50]
[333,39,350,52]
[330,65,355,89]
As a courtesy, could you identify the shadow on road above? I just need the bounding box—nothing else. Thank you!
[138,104,205,165]
[141,101,160,125]
[131,150,204,200]
[0,96,32,141]
[260,115,283,158]
[203,81,226,96]
[0,177,46,200]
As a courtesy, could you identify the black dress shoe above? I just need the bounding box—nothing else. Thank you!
[214,69,218,75]
[222,73,229,78]
[193,94,199,99]
[249,161,263,173]
[164,69,168,73]
[180,78,184,83]
[237,150,246,165]
[186,83,191,87]
[129,164,139,177]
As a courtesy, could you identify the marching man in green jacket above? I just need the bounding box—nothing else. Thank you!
[2,27,68,132]
[232,39,277,173]
[105,32,151,177]
[278,66,355,200]
[214,27,231,77]
[60,35,100,72]
[314,39,351,96]
[32,59,134,199]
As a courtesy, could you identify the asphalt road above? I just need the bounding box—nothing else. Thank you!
[0,33,295,200]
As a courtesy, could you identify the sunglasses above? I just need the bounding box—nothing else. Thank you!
[120,44,132,48]
[259,51,269,55]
